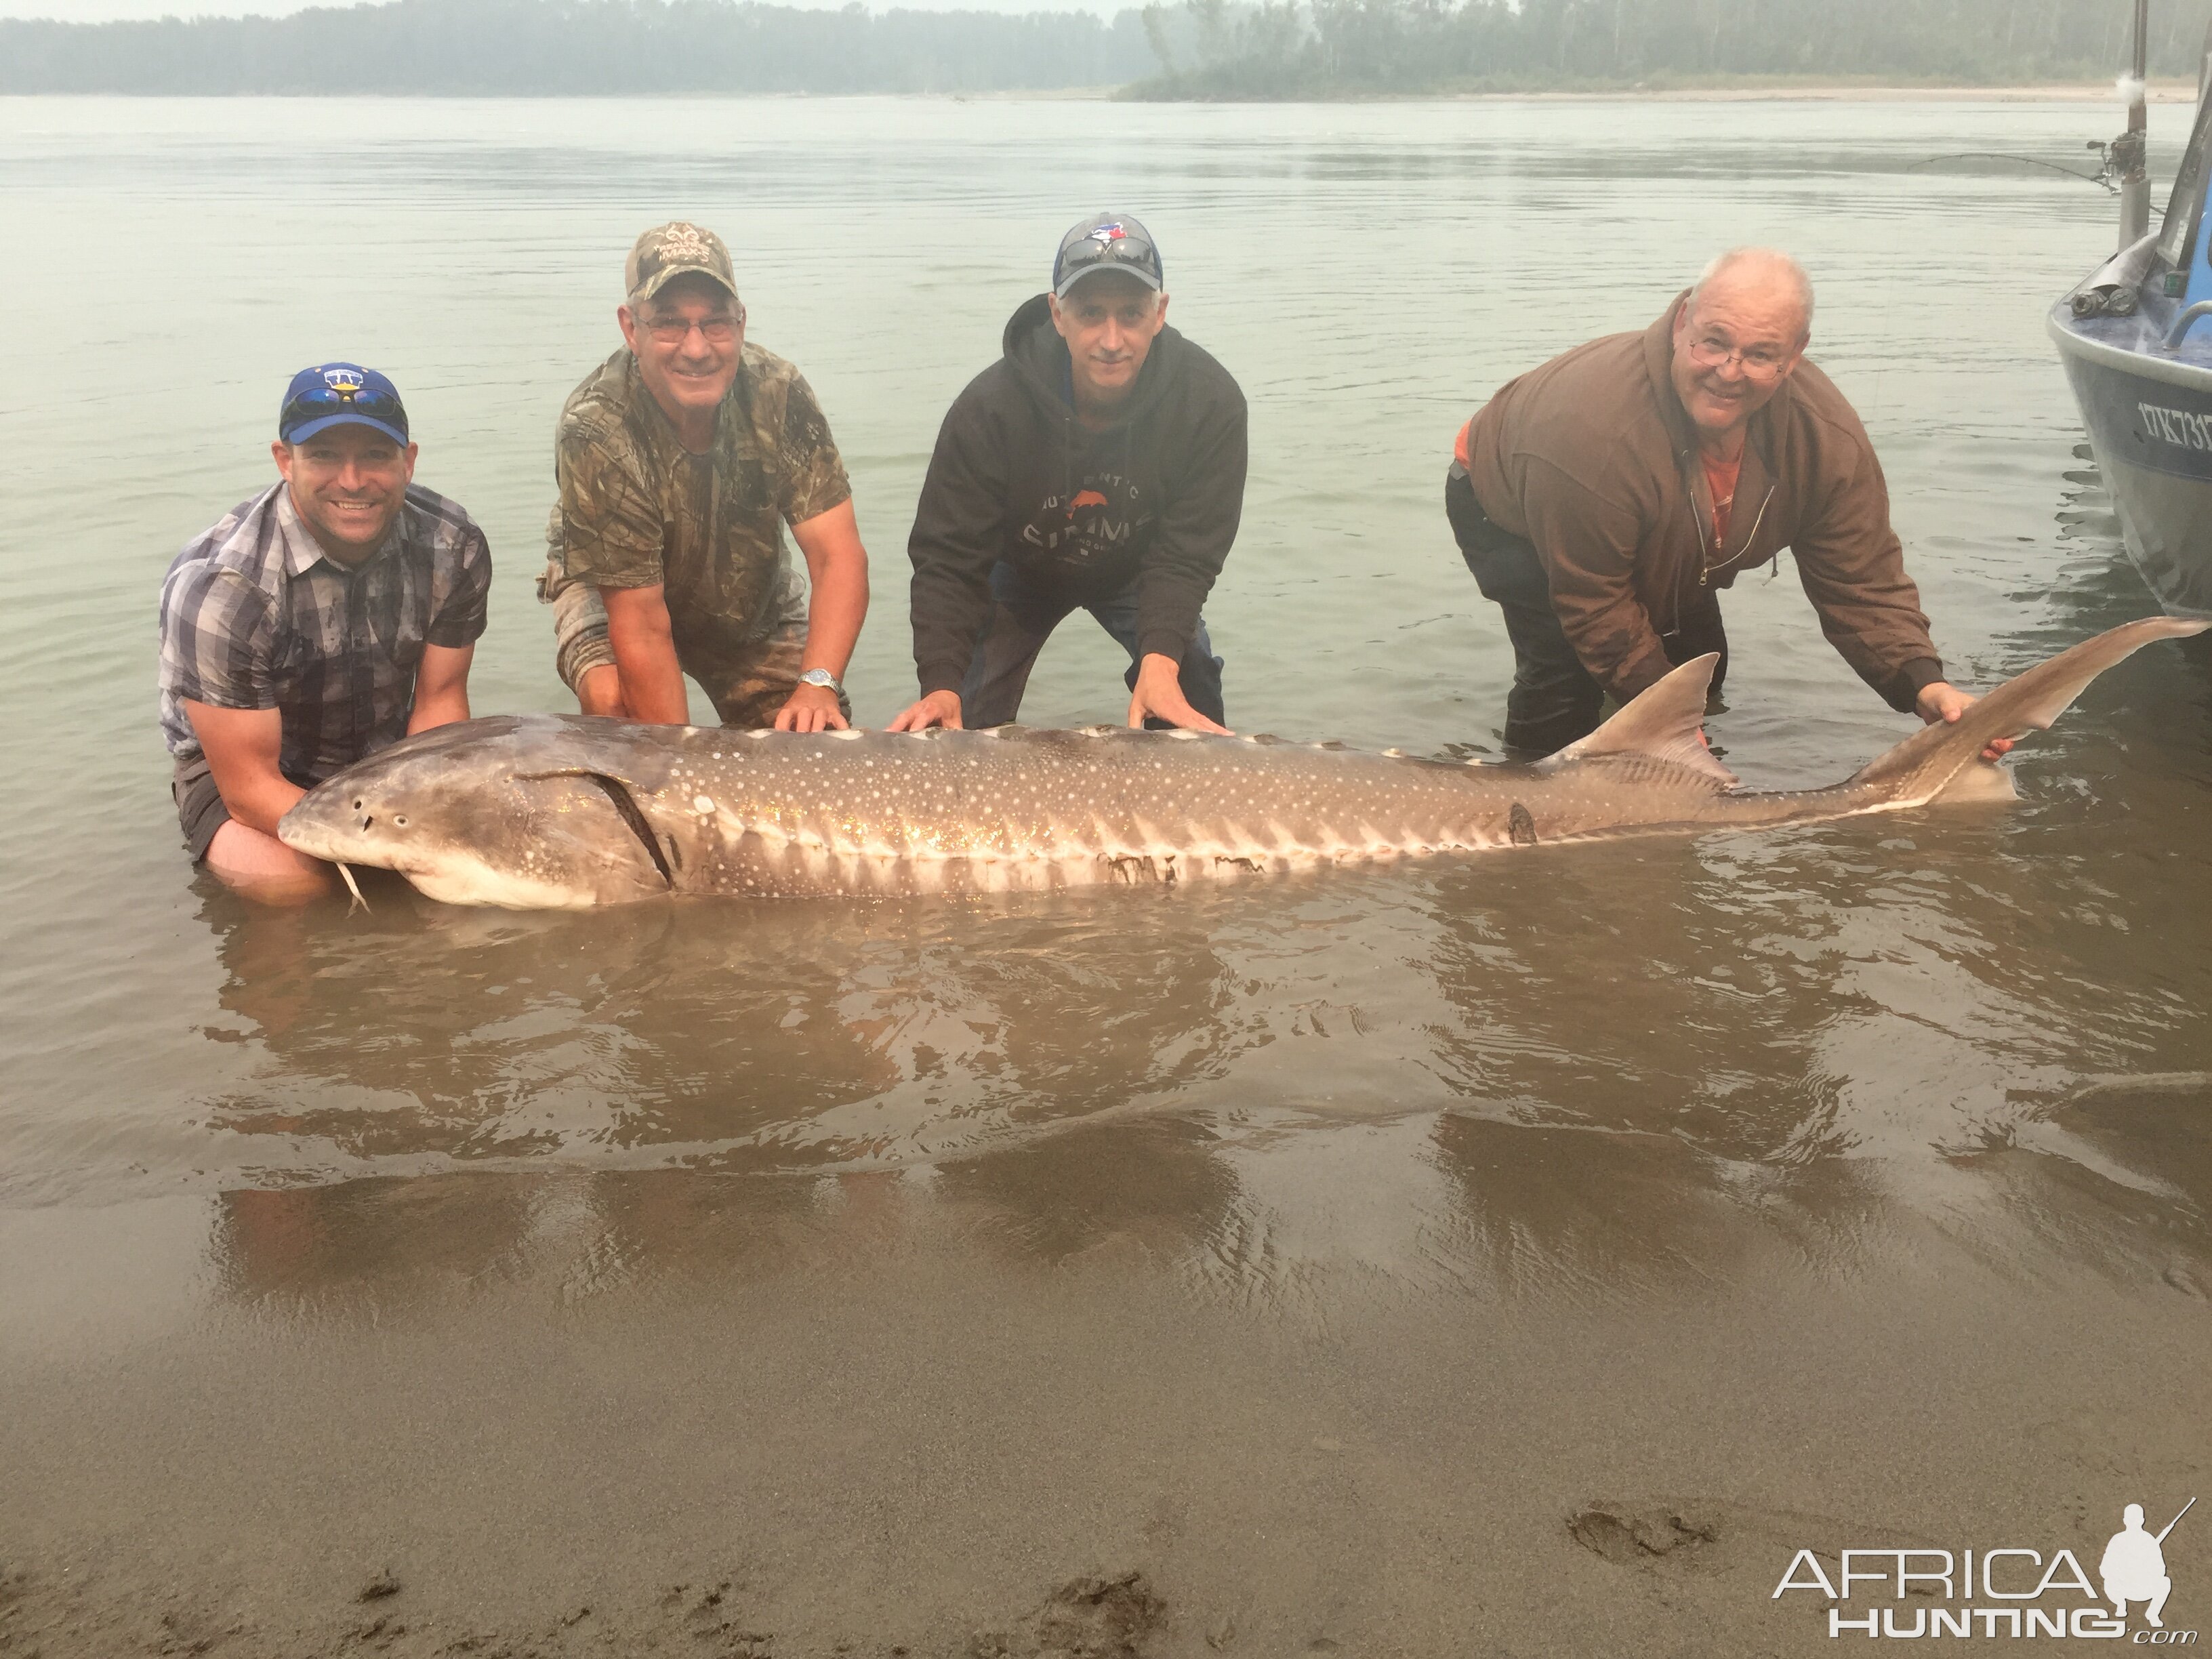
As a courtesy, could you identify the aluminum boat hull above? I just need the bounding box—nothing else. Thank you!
[2049,301,2212,619]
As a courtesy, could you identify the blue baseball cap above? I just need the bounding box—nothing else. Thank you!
[278,363,410,447]
[1052,213,1164,299]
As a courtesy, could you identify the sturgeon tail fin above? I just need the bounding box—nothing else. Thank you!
[1541,652,1740,788]
[1848,617,2207,805]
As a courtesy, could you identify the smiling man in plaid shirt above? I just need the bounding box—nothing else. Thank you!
[158,363,491,899]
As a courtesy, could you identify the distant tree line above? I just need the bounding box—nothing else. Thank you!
[2,0,2207,96]
[1133,0,2212,96]
[0,0,1155,94]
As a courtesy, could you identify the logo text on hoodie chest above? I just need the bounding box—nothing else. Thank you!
[1023,472,1151,558]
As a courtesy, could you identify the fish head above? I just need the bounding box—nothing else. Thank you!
[277,716,674,909]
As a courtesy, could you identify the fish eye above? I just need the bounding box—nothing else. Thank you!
[393,815,407,827]
[353,798,364,809]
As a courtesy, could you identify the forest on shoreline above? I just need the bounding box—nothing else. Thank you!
[3,0,2208,98]
[1130,0,2212,97]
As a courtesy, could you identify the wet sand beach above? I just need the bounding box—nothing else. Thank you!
[3,95,2211,1654]
[8,1161,2212,1656]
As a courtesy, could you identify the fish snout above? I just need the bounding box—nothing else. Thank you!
[276,776,411,866]
[338,787,411,839]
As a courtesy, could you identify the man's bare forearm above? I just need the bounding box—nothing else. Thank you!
[183,699,308,838]
[801,549,868,677]
[198,748,305,839]
[407,642,476,735]
[603,588,691,724]
[790,502,870,680]
[221,772,308,839]
[407,684,471,735]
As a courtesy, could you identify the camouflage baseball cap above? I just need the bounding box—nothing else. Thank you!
[624,222,738,306]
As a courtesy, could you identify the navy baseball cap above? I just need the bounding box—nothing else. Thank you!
[1052,213,1164,299]
[278,363,410,447]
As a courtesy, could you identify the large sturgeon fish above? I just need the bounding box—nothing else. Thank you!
[278,618,2203,909]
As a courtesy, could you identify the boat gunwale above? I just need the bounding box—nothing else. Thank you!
[2046,300,2212,392]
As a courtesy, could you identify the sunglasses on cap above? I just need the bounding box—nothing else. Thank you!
[1054,222,1164,293]
[279,380,409,445]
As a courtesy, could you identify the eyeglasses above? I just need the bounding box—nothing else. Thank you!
[641,312,741,346]
[1685,334,1793,380]
[281,383,408,435]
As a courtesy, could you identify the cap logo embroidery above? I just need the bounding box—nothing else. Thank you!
[321,367,365,401]
[1087,223,1128,245]
[658,224,714,264]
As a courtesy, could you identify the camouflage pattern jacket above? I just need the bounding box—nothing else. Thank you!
[550,344,850,669]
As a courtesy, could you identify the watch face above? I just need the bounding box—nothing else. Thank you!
[800,669,837,689]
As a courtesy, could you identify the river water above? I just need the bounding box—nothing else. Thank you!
[3,95,2210,1657]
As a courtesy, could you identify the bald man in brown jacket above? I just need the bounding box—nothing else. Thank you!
[1447,247,2003,760]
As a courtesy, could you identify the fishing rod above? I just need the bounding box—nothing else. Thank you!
[1905,145,2166,210]
[1905,150,2117,190]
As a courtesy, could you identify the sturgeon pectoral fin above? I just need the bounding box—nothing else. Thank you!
[584,775,674,888]
[519,768,674,888]
[1544,653,1738,787]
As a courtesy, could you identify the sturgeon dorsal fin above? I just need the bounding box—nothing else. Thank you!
[1540,653,1739,788]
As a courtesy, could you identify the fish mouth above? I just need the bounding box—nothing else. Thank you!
[274,801,358,865]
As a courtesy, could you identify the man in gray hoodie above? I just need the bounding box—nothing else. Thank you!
[890,213,1248,733]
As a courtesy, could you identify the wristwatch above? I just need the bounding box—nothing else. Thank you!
[798,668,843,695]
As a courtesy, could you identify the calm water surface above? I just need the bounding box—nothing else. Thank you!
[1,93,2209,1296]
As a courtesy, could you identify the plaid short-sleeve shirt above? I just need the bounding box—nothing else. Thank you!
[157,481,491,785]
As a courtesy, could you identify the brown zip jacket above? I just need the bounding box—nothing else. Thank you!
[1457,293,1943,711]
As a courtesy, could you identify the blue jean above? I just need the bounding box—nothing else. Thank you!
[959,562,1227,729]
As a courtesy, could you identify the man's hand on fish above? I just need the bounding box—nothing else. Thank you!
[1915,682,2013,761]
[775,681,848,733]
[1128,652,1232,735]
[888,689,965,732]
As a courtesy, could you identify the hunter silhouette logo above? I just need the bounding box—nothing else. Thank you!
[2104,1498,2192,1629]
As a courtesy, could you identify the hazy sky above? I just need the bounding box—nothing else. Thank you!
[5,0,1115,16]
[12,0,310,14]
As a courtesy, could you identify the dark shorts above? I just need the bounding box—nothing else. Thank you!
[172,753,230,863]
[541,560,849,729]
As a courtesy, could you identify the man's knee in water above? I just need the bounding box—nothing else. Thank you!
[576,664,627,718]
[205,819,333,902]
